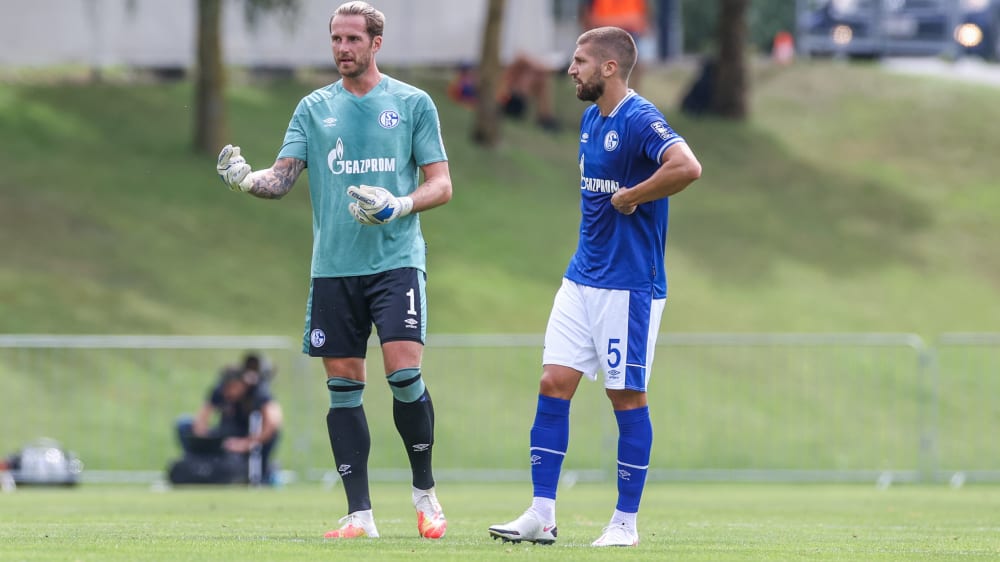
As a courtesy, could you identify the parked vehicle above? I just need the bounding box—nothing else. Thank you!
[957,0,1000,58]
[798,0,1000,60]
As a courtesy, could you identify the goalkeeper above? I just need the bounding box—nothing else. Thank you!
[215,1,452,541]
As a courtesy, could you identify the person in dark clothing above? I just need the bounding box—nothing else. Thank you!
[175,356,283,484]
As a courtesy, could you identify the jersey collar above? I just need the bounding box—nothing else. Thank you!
[607,90,637,118]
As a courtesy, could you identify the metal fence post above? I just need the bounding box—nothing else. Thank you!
[918,345,939,483]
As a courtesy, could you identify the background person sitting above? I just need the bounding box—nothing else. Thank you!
[172,354,283,485]
[448,53,563,132]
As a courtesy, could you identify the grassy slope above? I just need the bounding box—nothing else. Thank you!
[2,63,998,476]
[659,63,1000,337]
[1,62,998,338]
[2,63,999,474]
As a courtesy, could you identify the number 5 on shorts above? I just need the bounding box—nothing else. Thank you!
[607,338,622,369]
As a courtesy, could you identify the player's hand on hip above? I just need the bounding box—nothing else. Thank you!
[611,187,637,215]
[217,144,253,192]
[347,184,414,225]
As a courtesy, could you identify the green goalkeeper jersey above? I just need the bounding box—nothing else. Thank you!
[277,75,448,277]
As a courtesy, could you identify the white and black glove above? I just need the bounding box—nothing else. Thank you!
[347,184,414,225]
[217,144,253,192]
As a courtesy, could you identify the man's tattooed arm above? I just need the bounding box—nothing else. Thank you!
[244,158,305,199]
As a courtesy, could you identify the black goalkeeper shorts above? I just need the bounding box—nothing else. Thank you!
[302,267,426,357]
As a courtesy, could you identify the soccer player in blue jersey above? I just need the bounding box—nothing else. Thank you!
[215,1,451,541]
[489,26,701,547]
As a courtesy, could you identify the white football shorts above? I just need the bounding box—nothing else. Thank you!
[542,278,666,391]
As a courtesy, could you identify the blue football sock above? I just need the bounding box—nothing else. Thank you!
[530,394,571,500]
[614,406,652,513]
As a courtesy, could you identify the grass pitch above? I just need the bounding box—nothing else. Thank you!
[2,482,998,561]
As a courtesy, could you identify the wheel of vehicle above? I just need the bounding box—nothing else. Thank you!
[992,9,1000,61]
[994,24,1000,60]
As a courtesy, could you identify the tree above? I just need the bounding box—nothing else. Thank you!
[710,0,749,119]
[681,0,796,54]
[193,0,298,154]
[194,0,225,154]
[471,0,506,146]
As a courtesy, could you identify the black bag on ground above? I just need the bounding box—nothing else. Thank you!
[167,453,247,485]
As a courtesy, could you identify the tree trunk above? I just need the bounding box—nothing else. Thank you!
[194,0,226,154]
[471,0,506,146]
[711,0,749,119]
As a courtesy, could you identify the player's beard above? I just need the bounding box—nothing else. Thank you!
[337,48,374,79]
[576,75,605,102]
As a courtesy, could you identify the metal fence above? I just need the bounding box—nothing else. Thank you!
[931,333,1000,483]
[1,333,997,484]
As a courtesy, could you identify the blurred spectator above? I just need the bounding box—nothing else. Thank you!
[580,0,651,89]
[680,57,716,116]
[772,31,795,65]
[448,63,479,106]
[171,353,283,485]
[448,53,562,132]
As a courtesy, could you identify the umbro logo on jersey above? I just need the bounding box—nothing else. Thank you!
[581,132,590,143]
[404,318,418,329]
[323,117,338,128]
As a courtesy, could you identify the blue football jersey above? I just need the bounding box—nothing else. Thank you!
[565,91,686,298]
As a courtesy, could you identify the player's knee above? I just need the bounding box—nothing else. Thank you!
[386,367,425,403]
[606,388,647,410]
[538,374,575,400]
[327,377,365,408]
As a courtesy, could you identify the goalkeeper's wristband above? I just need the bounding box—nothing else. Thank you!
[371,195,413,222]
[397,196,414,217]
[236,174,254,193]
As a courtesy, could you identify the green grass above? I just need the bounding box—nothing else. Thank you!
[12,340,984,474]
[2,62,1000,476]
[1,483,999,561]
[1,62,999,337]
[2,61,999,562]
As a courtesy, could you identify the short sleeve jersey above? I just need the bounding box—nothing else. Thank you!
[566,91,685,299]
[278,75,448,277]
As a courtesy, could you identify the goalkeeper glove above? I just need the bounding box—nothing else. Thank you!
[217,144,253,192]
[347,184,414,225]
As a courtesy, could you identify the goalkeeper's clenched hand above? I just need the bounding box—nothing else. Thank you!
[217,144,253,192]
[347,184,414,226]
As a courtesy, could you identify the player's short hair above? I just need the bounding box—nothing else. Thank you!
[578,26,637,80]
[331,1,385,38]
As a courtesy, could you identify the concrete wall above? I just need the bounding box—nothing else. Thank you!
[0,0,573,69]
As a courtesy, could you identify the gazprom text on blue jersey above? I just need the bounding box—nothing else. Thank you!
[581,177,621,193]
